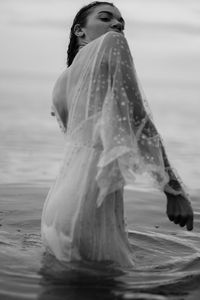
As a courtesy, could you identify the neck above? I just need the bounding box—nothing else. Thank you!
[78,38,89,50]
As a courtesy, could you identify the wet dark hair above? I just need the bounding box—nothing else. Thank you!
[67,1,114,67]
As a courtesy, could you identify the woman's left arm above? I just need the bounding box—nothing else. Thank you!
[134,84,194,230]
[133,89,194,230]
[159,141,193,230]
[104,32,193,230]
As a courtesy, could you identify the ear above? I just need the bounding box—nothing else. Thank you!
[74,24,85,37]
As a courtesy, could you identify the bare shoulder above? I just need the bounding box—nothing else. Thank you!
[52,69,69,105]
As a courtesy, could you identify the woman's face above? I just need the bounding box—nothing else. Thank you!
[76,5,125,43]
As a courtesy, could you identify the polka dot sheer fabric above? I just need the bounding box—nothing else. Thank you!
[52,32,186,206]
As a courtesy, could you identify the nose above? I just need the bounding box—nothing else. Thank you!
[110,20,123,32]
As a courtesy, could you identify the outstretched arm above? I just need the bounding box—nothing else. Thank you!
[101,32,194,230]
[160,143,193,230]
[139,110,194,231]
[142,114,194,231]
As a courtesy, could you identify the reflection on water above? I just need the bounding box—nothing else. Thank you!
[39,254,126,300]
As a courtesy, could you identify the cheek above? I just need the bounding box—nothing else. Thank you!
[89,23,110,39]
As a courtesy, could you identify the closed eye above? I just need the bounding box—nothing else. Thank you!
[100,17,110,22]
[98,11,125,29]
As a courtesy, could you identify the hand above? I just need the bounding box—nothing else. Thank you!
[165,193,194,231]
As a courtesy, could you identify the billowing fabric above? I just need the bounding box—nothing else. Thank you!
[41,32,185,267]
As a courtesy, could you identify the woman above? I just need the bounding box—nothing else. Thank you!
[41,1,193,267]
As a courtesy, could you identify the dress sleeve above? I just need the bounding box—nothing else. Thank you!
[94,32,186,206]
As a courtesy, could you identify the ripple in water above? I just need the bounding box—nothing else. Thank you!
[1,221,200,300]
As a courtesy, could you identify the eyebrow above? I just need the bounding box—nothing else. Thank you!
[97,11,125,25]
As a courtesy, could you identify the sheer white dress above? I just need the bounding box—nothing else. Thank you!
[41,32,185,267]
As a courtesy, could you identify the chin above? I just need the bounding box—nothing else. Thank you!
[109,29,124,35]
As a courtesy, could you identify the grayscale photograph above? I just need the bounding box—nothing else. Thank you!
[0,0,200,299]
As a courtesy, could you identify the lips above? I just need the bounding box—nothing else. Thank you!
[109,29,123,34]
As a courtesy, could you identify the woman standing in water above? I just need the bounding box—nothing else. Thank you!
[41,1,193,267]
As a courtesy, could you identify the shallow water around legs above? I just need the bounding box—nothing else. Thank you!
[1,185,200,300]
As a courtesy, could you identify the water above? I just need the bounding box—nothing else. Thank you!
[0,0,200,299]
[1,186,200,299]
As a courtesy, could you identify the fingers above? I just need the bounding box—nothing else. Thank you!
[167,196,175,222]
[168,214,174,222]
[168,213,193,230]
[180,199,194,231]
[179,216,188,227]
[174,215,181,224]
[186,213,193,231]
[171,214,186,226]
[166,194,194,231]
